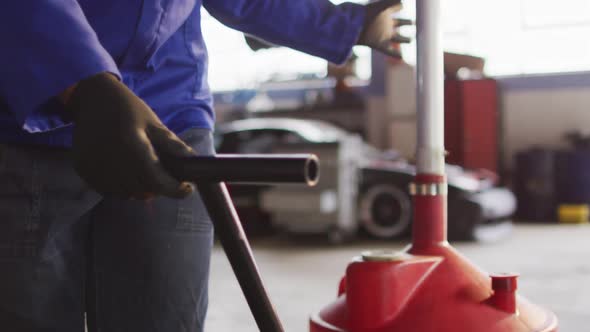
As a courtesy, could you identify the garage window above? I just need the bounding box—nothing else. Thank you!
[203,0,590,92]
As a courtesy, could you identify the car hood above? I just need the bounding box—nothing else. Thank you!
[364,159,496,192]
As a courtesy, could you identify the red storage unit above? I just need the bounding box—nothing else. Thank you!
[444,79,498,173]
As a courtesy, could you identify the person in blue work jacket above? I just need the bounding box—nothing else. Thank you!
[0,0,408,331]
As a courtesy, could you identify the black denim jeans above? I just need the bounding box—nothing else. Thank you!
[0,129,214,332]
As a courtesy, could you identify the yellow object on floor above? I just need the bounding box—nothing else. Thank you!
[558,204,590,224]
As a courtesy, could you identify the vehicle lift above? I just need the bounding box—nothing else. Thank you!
[167,1,558,331]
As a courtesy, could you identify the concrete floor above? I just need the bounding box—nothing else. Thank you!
[207,224,590,332]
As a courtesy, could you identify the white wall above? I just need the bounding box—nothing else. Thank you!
[501,82,590,170]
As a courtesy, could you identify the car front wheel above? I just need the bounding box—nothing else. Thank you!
[359,184,412,239]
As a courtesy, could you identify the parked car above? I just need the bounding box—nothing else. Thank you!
[215,118,516,242]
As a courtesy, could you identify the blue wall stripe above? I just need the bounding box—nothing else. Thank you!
[498,71,590,92]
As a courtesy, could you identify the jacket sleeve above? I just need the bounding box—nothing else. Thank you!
[202,0,366,65]
[0,1,121,133]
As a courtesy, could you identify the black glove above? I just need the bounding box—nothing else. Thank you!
[67,72,195,199]
[358,0,412,57]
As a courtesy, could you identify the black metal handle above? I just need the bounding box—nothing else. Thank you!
[198,183,285,332]
[162,154,320,186]
[163,154,320,332]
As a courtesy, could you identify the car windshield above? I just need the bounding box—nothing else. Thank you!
[219,119,348,143]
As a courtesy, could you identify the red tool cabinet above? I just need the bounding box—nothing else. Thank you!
[444,79,499,173]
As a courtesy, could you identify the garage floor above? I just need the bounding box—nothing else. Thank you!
[206,224,590,332]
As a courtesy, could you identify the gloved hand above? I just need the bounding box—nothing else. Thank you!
[358,0,412,57]
[67,72,196,199]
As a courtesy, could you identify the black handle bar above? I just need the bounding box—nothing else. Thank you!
[162,154,320,186]
[163,154,320,332]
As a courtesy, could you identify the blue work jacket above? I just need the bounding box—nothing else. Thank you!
[0,0,365,147]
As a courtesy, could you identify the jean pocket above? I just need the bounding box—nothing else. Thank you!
[0,149,41,259]
[0,144,6,172]
[180,128,214,156]
[174,193,213,234]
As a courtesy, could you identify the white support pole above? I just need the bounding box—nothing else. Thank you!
[415,0,445,175]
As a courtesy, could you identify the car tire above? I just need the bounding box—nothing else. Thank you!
[359,184,412,239]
